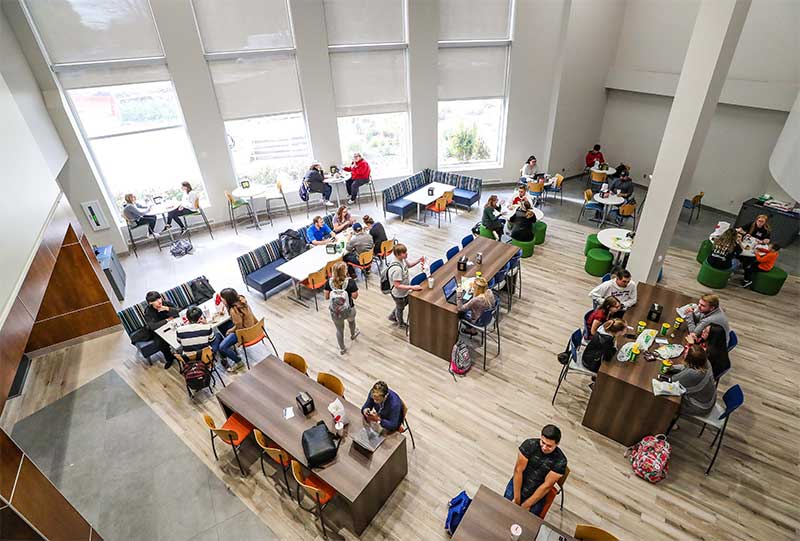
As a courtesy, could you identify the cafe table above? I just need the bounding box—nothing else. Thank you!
[592,193,624,228]
[597,227,633,266]
[323,170,351,207]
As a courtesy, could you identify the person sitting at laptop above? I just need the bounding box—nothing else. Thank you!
[361,381,403,432]
[457,276,495,328]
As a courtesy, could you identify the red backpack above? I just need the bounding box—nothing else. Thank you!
[181,361,211,392]
[626,434,671,483]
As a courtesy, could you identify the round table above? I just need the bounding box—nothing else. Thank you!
[500,205,544,221]
[593,193,624,227]
[590,166,616,183]
[323,171,351,207]
[232,185,270,229]
[597,227,633,266]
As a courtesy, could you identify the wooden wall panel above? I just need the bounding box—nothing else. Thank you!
[41,200,72,259]
[0,303,35,414]
[62,225,79,246]
[35,245,109,321]
[0,505,43,540]
[15,245,56,322]
[0,430,23,501]
[26,303,118,352]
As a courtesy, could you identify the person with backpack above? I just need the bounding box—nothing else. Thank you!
[176,305,240,372]
[504,424,568,517]
[323,262,360,355]
[361,381,403,432]
[383,243,423,328]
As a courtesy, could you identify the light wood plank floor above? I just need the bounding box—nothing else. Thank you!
[3,195,799,541]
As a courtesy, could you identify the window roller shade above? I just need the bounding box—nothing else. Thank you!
[438,47,508,100]
[330,49,408,116]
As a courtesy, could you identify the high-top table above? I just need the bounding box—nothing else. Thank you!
[216,356,408,535]
[232,185,270,229]
[582,283,689,446]
[404,181,457,225]
[324,171,351,207]
[409,236,518,362]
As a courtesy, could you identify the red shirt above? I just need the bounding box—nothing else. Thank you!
[585,308,608,338]
[344,159,371,180]
[585,150,605,168]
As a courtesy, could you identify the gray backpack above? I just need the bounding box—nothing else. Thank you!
[328,278,351,320]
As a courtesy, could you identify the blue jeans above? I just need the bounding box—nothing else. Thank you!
[311,183,333,201]
[504,479,546,517]
[218,332,241,366]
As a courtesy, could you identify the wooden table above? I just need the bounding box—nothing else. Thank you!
[155,297,230,350]
[452,485,576,541]
[582,283,690,446]
[216,356,408,535]
[409,237,518,361]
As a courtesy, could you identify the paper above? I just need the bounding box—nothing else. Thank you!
[655,338,668,344]
[652,379,685,397]
[282,407,295,420]
[536,524,567,541]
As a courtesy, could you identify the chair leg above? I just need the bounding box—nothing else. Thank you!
[243,346,251,370]
[551,364,568,405]
[282,464,291,494]
[483,329,487,371]
[232,442,246,476]
[405,420,416,449]
[259,452,267,478]
[210,431,218,460]
[560,488,565,510]
[265,331,279,357]
[127,228,139,258]
[705,422,727,475]
[283,195,293,222]
[698,423,707,437]
[201,210,214,239]
[317,497,327,539]
[313,290,319,311]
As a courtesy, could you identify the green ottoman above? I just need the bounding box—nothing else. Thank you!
[751,266,787,295]
[479,224,496,240]
[511,238,535,258]
[697,261,732,289]
[534,221,547,245]
[584,233,607,256]
[585,248,613,277]
[696,239,713,264]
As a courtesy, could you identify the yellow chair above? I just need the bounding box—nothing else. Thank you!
[577,189,602,223]
[225,190,257,234]
[254,429,292,494]
[574,524,619,541]
[590,169,607,182]
[324,257,343,278]
[399,399,416,449]
[618,202,637,228]
[316,372,345,397]
[291,460,337,538]
[346,251,375,288]
[683,191,705,224]
[203,413,253,476]
[265,179,292,224]
[300,268,328,311]
[283,352,309,375]
[527,181,545,206]
[545,174,565,205]
[235,317,278,369]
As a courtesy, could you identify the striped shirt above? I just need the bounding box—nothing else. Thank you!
[176,322,215,353]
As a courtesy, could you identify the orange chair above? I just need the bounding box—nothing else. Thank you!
[316,372,345,397]
[425,192,453,228]
[203,413,253,476]
[377,239,396,269]
[300,268,327,311]
[291,460,337,538]
[254,429,292,494]
[574,524,619,541]
[527,181,545,206]
[399,399,416,449]
[283,352,309,375]
[537,465,570,519]
[346,251,375,288]
[235,317,278,369]
[324,257,343,278]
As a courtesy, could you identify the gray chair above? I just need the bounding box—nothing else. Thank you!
[125,219,160,258]
[184,200,214,238]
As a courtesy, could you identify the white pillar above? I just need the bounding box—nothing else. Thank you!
[148,0,236,226]
[627,0,751,284]
[407,0,438,170]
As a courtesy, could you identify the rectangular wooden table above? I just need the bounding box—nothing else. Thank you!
[452,485,577,541]
[155,297,231,350]
[582,283,691,446]
[216,355,408,535]
[408,237,519,361]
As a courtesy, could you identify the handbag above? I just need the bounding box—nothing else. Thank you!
[301,420,340,468]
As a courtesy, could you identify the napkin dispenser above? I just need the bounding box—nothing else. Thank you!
[427,187,434,196]
[457,256,468,272]
[326,244,337,254]
[296,392,315,416]
[647,303,663,323]
[240,179,250,189]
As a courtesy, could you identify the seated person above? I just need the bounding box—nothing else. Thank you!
[143,291,180,369]
[361,380,403,432]
[585,296,622,340]
[585,144,605,168]
[519,155,538,183]
[510,184,533,207]
[306,215,333,245]
[333,205,354,233]
[165,181,199,233]
[609,168,634,200]
[735,214,771,245]
[508,200,537,242]
[343,223,374,276]
[481,195,505,239]
[743,242,780,288]
[589,269,636,313]
[685,323,730,381]
[686,294,730,344]
[303,163,334,206]
[363,215,388,255]
[175,306,236,371]
[344,152,371,204]
[504,425,568,517]
[457,276,495,329]
[670,345,716,418]
[707,229,738,270]
[581,318,627,373]
[122,194,158,235]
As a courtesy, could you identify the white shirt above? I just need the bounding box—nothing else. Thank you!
[181,190,199,209]
[520,163,539,177]
[589,279,638,309]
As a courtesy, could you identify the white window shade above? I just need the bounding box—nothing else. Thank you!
[208,55,303,120]
[25,0,163,63]
[438,47,508,100]
[439,0,511,41]
[58,64,171,90]
[323,0,405,45]
[192,0,293,53]
[330,50,408,116]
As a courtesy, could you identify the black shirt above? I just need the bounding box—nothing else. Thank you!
[509,210,536,242]
[304,168,325,191]
[369,222,388,255]
[518,438,568,502]
[143,300,179,331]
[610,177,634,198]
[324,278,359,307]
[741,222,770,241]
[581,329,617,372]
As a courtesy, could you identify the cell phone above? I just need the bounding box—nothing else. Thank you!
[657,374,671,382]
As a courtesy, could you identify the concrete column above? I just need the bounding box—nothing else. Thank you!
[289,0,341,167]
[407,0,438,170]
[628,0,751,283]
[148,0,236,226]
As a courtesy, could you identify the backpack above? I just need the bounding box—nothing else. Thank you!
[328,278,352,320]
[298,182,309,202]
[449,340,472,378]
[181,360,211,392]
[190,276,214,304]
[279,229,307,260]
[380,262,402,295]
[626,434,671,483]
[444,490,472,536]
[170,239,193,258]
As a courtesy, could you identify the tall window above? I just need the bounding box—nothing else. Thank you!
[193,0,311,187]
[325,0,411,178]
[438,0,511,169]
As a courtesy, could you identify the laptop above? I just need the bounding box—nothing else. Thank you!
[352,427,385,453]
[442,276,472,305]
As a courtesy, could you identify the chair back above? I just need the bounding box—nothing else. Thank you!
[379,239,395,256]
[181,346,215,366]
[447,246,460,260]
[225,191,237,205]
[429,259,444,274]
[291,460,324,501]
[409,272,427,286]
[461,235,474,248]
[210,428,239,445]
[324,257,343,277]
[283,352,308,375]
[720,384,744,419]
[357,251,374,267]
[235,317,266,346]
[583,189,593,203]
[527,181,544,194]
[254,429,290,462]
[432,195,448,211]
[600,273,611,283]
[574,524,619,541]
[443,191,454,204]
[619,203,636,217]
[276,180,284,194]
[727,330,738,352]
[307,268,328,288]
[569,328,583,361]
[203,414,217,430]
[554,174,564,188]
[317,372,345,397]
[691,192,705,206]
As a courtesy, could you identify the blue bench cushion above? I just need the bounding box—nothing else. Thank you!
[453,188,479,207]
[386,197,416,216]
[134,339,161,359]
[246,257,290,292]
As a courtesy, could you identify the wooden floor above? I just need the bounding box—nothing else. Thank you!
[3,196,799,541]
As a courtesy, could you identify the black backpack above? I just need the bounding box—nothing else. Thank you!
[279,229,307,260]
[190,276,214,304]
[380,262,402,295]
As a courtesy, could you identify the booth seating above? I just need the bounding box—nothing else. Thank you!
[697,260,732,289]
[117,276,213,362]
[751,266,787,295]
[236,215,334,299]
[382,169,482,220]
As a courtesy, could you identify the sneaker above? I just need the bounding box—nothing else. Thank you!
[742,279,753,288]
[227,361,245,372]
[398,322,408,329]
[324,200,335,206]
[340,347,347,355]
[388,313,397,323]
[347,198,356,205]
[351,329,361,340]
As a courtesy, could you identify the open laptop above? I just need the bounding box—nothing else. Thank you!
[352,426,385,453]
[442,276,472,305]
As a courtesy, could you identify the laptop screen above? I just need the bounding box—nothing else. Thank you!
[442,277,457,299]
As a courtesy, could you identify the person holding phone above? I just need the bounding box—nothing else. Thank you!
[361,381,403,432]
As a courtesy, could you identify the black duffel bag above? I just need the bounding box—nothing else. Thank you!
[301,420,340,468]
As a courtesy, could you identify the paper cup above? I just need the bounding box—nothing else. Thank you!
[510,523,522,540]
[427,277,435,289]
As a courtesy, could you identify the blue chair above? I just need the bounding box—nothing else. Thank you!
[446,246,460,261]
[544,173,564,205]
[461,234,474,248]
[600,273,611,283]
[459,296,501,371]
[688,384,744,475]
[491,263,513,312]
[410,272,427,287]
[727,330,738,352]
[682,192,704,224]
[507,252,522,299]
[582,308,594,340]
[551,329,596,405]
[429,258,444,274]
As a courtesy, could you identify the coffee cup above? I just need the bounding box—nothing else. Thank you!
[428,277,435,289]
[510,523,522,540]
[335,421,344,437]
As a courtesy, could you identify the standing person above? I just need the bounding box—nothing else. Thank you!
[217,288,251,371]
[143,291,179,369]
[581,319,627,373]
[735,214,771,245]
[363,215,388,256]
[686,294,730,344]
[122,194,158,235]
[589,269,637,313]
[361,381,404,432]
[671,345,716,417]
[344,152,371,204]
[332,205,354,233]
[585,144,605,167]
[686,323,730,381]
[482,195,505,240]
[504,425,568,517]
[508,200,537,242]
[324,261,360,355]
[519,155,539,183]
[386,244,423,327]
[306,215,334,246]
[585,297,622,340]
[304,163,334,206]
[343,223,374,278]
[742,242,780,288]
[707,229,738,270]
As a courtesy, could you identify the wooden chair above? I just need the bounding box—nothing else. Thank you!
[316,372,345,397]
[291,460,337,539]
[203,413,253,476]
[263,179,292,224]
[235,317,279,369]
[545,174,565,205]
[376,239,395,269]
[443,189,456,215]
[253,429,292,494]
[324,257,343,278]
[225,191,257,234]
[399,399,416,449]
[617,202,637,229]
[527,181,545,206]
[425,193,452,228]
[179,346,225,397]
[574,524,619,541]
[682,191,704,224]
[283,352,308,375]
[346,251,375,288]
[577,189,602,223]
[300,268,328,311]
